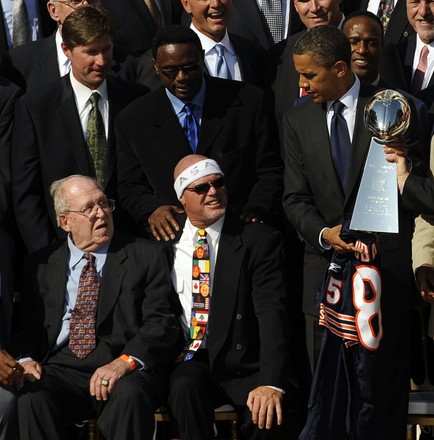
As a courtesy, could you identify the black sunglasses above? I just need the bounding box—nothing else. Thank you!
[184,177,225,195]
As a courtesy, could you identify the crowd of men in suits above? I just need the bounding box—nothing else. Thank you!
[0,0,433,439]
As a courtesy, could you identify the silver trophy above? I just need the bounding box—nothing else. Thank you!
[350,89,411,233]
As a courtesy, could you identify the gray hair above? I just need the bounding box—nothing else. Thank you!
[50,175,102,223]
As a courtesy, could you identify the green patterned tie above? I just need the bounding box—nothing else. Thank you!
[86,93,107,186]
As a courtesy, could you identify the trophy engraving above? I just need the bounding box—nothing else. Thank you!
[350,90,411,233]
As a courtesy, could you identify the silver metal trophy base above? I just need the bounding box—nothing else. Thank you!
[350,139,399,233]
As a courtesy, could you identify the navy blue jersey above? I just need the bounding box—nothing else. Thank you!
[300,226,383,440]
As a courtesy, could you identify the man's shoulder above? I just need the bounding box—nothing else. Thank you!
[106,74,149,103]
[205,75,264,103]
[16,75,67,108]
[7,34,55,64]
[116,86,167,118]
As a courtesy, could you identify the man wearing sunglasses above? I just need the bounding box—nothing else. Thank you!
[13,174,180,440]
[167,154,294,440]
[116,25,282,243]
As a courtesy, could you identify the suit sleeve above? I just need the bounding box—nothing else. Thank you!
[242,90,283,224]
[11,96,58,252]
[121,243,180,368]
[250,228,294,391]
[282,110,329,251]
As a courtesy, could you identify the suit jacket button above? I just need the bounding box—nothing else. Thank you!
[236,314,242,320]
[236,344,242,350]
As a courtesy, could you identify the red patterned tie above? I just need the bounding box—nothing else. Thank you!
[69,253,99,359]
[411,46,429,94]
[184,229,211,361]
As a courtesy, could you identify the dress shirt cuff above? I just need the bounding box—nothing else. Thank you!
[319,227,332,250]
[18,357,33,364]
[130,356,146,371]
[266,385,285,394]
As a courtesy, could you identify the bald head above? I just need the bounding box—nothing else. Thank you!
[173,155,227,228]
[174,154,209,181]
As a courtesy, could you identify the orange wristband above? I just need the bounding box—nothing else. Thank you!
[120,354,136,371]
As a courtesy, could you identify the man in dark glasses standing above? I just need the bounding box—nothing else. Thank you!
[115,25,282,243]
[167,154,295,440]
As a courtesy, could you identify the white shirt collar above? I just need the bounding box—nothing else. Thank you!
[182,215,225,245]
[190,23,235,56]
[326,75,360,113]
[69,71,108,113]
[56,29,71,76]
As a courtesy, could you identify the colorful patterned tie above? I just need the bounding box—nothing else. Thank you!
[184,229,211,361]
[411,46,429,94]
[183,104,198,153]
[86,93,107,186]
[215,44,231,80]
[69,253,100,359]
[260,0,283,44]
[377,0,395,34]
[12,0,31,47]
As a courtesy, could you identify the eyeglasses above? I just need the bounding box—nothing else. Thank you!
[53,0,98,9]
[64,199,115,218]
[184,177,225,195]
[156,61,202,80]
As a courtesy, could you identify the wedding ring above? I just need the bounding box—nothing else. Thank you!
[101,379,109,387]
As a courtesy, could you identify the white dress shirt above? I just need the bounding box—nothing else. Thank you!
[366,0,397,14]
[69,72,109,140]
[55,29,71,77]
[190,23,242,81]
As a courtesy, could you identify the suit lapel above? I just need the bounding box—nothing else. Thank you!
[404,34,416,88]
[55,77,94,176]
[97,236,127,327]
[208,222,244,361]
[46,243,69,348]
[344,85,375,205]
[106,77,122,188]
[197,77,236,154]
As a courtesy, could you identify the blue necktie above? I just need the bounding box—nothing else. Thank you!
[183,104,198,152]
[330,101,351,188]
[215,44,231,80]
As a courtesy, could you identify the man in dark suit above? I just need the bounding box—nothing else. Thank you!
[2,0,101,91]
[283,25,425,438]
[269,0,344,135]
[119,0,268,90]
[11,6,148,254]
[167,154,293,440]
[100,0,182,57]
[13,175,179,439]
[0,229,24,440]
[0,0,55,54]
[228,0,303,49]
[381,0,434,99]
[116,25,282,242]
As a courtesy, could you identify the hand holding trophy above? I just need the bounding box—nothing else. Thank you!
[350,89,411,233]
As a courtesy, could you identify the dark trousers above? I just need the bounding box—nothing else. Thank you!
[168,351,293,440]
[18,363,160,440]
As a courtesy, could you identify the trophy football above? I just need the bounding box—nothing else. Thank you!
[349,89,411,233]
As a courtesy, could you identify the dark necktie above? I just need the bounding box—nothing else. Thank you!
[411,45,429,94]
[12,0,31,47]
[215,44,231,80]
[330,101,352,188]
[69,253,99,359]
[183,104,198,153]
[260,0,283,44]
[184,229,211,361]
[144,0,162,30]
[86,93,107,186]
[377,0,394,34]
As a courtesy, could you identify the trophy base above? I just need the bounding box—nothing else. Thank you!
[350,139,399,234]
